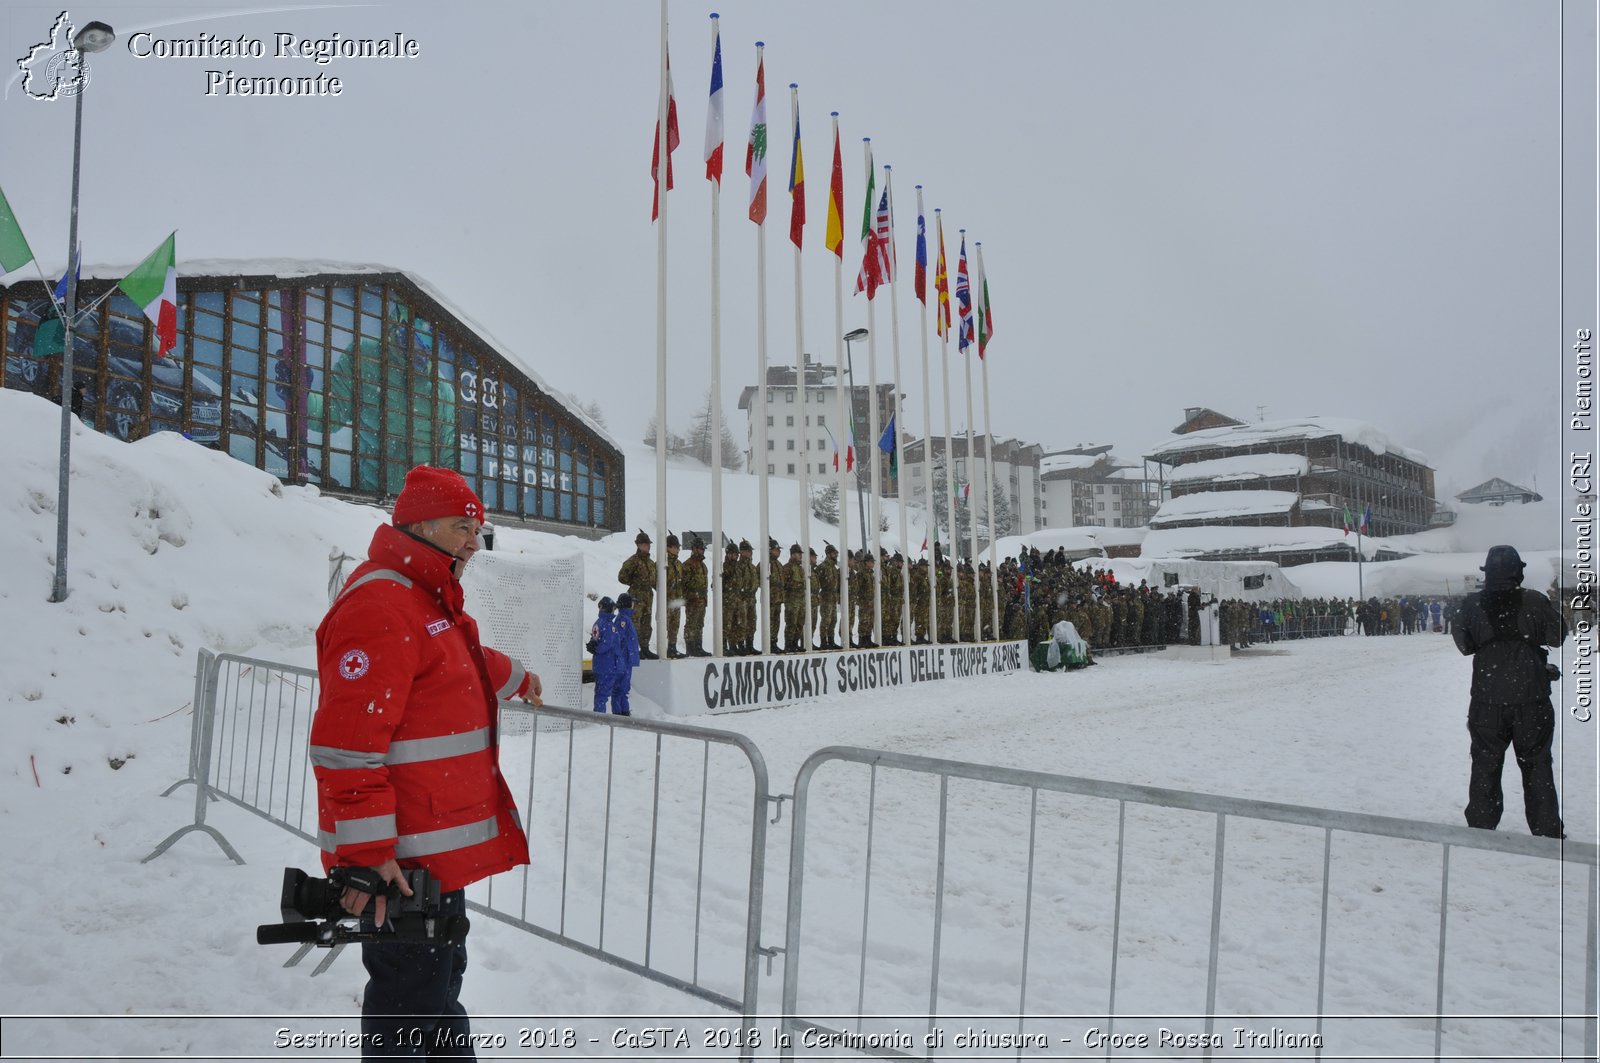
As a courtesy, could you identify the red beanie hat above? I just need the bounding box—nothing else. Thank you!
[391,466,483,526]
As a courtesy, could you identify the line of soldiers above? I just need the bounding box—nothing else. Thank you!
[618,531,1027,657]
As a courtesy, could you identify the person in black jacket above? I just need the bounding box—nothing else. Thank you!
[1452,545,1568,838]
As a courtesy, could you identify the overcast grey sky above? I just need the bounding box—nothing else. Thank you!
[1,0,1589,500]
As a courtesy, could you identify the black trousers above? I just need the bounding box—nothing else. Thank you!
[1465,697,1564,838]
[361,889,475,1060]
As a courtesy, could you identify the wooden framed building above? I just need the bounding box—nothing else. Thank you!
[1,261,623,536]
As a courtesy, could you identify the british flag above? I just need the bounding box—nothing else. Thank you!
[955,234,974,351]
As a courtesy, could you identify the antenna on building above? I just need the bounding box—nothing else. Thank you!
[1256,405,1267,423]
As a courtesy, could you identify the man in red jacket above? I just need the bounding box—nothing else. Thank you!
[311,464,540,1059]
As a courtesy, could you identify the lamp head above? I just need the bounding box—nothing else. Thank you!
[73,21,116,53]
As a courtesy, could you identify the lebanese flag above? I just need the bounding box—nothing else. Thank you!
[118,232,177,354]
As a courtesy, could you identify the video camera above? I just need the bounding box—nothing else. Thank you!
[255,866,468,948]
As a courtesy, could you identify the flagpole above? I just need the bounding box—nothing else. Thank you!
[752,43,773,654]
[830,113,850,651]
[653,0,671,655]
[960,230,979,638]
[937,209,960,643]
[916,186,936,646]
[885,166,910,646]
[976,241,1000,633]
[790,83,812,652]
[863,140,883,646]
[707,13,725,657]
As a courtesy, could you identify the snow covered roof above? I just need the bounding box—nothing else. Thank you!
[1150,490,1299,526]
[1039,453,1101,475]
[1145,416,1430,468]
[992,524,1148,559]
[1168,453,1309,484]
[13,257,616,448]
[1142,523,1369,559]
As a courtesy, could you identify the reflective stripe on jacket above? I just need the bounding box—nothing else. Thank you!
[311,522,531,891]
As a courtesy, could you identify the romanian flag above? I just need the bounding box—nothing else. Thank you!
[746,48,767,224]
[824,116,844,258]
[788,87,804,249]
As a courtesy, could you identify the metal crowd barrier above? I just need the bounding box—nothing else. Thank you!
[144,650,774,1059]
[778,746,1598,1061]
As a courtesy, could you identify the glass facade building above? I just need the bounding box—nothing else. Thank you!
[1,267,623,533]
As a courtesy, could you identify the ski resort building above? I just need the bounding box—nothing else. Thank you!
[1140,409,1439,564]
[1,261,623,535]
[1038,444,1163,530]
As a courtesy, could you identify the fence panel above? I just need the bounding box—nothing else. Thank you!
[145,651,773,1058]
[779,746,1598,1061]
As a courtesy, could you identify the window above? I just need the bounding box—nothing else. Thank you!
[817,414,826,426]
[787,463,795,474]
[768,464,775,474]
[1096,501,1105,511]
[1243,574,1265,590]
[1112,485,1121,495]
[767,439,774,451]
[817,463,828,474]
[786,415,794,427]
[1164,573,1180,587]
[1095,484,1104,494]
[818,438,827,452]
[786,391,795,404]
[786,439,795,450]
[767,416,773,427]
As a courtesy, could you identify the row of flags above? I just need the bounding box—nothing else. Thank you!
[1342,503,1374,536]
[651,18,997,358]
[0,184,178,355]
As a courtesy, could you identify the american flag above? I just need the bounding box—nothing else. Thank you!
[857,188,893,299]
[956,234,974,351]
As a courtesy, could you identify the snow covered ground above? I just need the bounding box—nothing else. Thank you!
[1,389,1594,1061]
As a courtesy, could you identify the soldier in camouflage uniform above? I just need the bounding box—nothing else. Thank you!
[978,562,995,641]
[854,551,878,648]
[617,530,658,659]
[958,561,977,643]
[815,543,841,649]
[936,551,955,644]
[881,550,904,646]
[663,533,685,658]
[782,544,808,652]
[734,539,759,655]
[910,557,931,645]
[721,541,741,655]
[682,537,710,656]
[767,540,785,653]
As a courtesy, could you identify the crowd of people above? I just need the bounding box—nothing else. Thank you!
[613,535,1481,659]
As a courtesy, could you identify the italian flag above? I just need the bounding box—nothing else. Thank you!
[118,232,177,354]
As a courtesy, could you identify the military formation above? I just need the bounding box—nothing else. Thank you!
[615,534,1466,660]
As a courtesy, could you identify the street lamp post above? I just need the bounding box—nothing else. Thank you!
[843,327,868,538]
[49,19,115,603]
